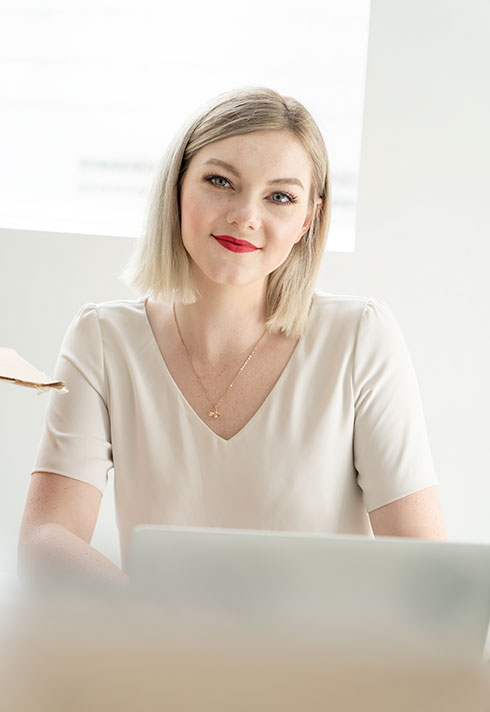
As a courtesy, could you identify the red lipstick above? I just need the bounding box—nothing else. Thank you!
[212,234,260,253]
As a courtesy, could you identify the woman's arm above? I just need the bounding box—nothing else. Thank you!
[18,472,128,594]
[368,485,447,540]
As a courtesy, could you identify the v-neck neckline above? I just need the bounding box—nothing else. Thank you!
[141,295,317,444]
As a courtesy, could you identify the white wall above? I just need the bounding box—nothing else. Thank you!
[1,0,489,572]
[343,0,490,543]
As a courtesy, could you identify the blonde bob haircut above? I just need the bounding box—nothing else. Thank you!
[120,86,331,339]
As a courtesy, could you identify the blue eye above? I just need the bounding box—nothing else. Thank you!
[204,174,230,188]
[203,173,297,205]
[271,192,297,205]
[271,192,290,204]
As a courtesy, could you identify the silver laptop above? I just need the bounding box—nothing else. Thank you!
[127,526,490,664]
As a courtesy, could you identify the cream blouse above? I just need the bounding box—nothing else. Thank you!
[31,291,438,569]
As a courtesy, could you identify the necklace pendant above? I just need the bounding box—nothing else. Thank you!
[173,302,269,426]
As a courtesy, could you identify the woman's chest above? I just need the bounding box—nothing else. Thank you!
[161,335,300,441]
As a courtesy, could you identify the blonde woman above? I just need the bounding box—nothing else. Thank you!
[18,87,446,591]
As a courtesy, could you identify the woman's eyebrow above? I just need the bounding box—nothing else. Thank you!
[203,158,240,177]
[202,158,305,190]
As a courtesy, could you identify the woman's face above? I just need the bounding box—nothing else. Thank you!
[179,129,318,292]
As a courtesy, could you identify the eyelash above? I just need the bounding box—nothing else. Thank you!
[202,173,298,206]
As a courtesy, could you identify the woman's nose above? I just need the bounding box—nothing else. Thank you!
[225,196,261,232]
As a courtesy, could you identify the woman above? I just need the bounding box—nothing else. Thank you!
[18,87,446,591]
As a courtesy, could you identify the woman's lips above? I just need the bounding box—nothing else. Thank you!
[212,234,260,253]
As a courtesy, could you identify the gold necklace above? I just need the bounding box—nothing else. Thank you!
[172,303,268,419]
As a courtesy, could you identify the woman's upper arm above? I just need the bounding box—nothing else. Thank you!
[19,472,102,546]
[30,303,113,496]
[353,298,439,513]
[368,485,447,540]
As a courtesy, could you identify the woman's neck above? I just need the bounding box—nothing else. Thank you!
[173,280,270,366]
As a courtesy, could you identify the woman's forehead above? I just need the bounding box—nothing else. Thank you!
[190,130,313,181]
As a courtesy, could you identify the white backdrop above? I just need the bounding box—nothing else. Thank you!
[1,0,489,573]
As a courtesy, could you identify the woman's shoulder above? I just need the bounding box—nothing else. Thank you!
[70,296,147,325]
[310,290,395,337]
[63,297,149,350]
[312,289,374,318]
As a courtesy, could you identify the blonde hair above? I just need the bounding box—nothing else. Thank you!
[119,86,331,338]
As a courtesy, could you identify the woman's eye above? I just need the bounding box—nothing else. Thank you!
[271,192,295,205]
[206,175,230,188]
[204,174,296,205]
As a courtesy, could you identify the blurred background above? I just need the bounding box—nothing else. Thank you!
[1,0,489,575]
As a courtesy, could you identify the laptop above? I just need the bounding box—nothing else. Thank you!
[127,526,490,665]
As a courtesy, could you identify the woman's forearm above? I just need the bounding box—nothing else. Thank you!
[17,522,129,596]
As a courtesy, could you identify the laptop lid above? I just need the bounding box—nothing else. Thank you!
[127,526,490,664]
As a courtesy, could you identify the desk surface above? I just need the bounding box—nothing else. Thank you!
[1,595,490,712]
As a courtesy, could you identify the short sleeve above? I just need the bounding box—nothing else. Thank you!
[353,298,438,512]
[31,304,113,495]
